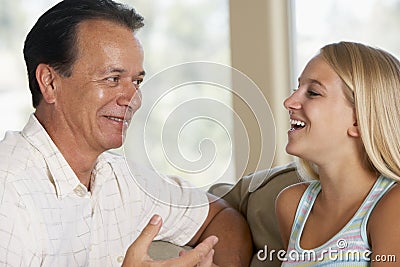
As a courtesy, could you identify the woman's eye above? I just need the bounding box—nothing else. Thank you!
[307,90,320,97]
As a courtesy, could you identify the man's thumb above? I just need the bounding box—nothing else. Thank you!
[128,215,162,255]
[123,215,162,265]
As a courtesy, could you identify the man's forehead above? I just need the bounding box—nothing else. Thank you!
[70,19,144,75]
[76,19,138,43]
[75,19,142,53]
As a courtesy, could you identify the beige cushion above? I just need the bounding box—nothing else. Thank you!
[221,162,300,266]
[149,241,191,260]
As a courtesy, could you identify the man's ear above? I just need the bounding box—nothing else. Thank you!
[36,64,58,104]
[348,121,360,137]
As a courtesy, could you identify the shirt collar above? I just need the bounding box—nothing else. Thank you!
[22,114,83,198]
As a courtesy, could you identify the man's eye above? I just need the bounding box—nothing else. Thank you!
[106,77,120,83]
[133,79,143,86]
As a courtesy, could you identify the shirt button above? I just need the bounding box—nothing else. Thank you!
[117,255,124,263]
[74,186,86,197]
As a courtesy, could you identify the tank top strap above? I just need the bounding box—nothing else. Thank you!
[358,175,396,243]
[289,181,321,244]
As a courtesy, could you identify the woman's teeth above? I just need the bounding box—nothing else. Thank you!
[290,119,306,127]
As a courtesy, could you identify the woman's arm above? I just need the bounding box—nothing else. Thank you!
[368,184,400,267]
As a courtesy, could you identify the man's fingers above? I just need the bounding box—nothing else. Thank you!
[124,220,217,267]
[178,249,187,257]
[126,215,162,256]
[171,235,218,266]
[198,249,214,267]
[191,235,218,258]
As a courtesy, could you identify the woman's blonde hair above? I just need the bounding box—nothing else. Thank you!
[298,41,400,182]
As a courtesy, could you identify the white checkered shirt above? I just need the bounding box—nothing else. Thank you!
[0,115,209,266]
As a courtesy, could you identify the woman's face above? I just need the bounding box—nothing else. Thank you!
[283,55,357,164]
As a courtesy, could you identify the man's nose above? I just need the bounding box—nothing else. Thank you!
[117,81,141,109]
[129,89,142,111]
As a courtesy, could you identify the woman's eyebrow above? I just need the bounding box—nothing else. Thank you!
[298,77,327,91]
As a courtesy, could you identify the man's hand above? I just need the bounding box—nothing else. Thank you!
[122,215,219,267]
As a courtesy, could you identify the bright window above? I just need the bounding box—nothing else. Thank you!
[122,0,233,188]
[293,0,400,78]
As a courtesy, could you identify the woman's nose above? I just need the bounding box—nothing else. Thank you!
[283,90,301,111]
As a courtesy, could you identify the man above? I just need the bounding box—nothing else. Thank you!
[0,0,252,266]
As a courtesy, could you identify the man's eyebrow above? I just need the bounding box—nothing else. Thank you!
[101,67,126,75]
[104,68,146,77]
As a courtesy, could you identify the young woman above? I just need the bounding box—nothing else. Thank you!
[276,42,400,266]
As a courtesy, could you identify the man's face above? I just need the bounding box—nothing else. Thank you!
[54,19,145,153]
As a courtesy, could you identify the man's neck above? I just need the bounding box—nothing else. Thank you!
[34,110,100,188]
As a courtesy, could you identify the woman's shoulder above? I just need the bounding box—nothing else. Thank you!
[276,181,313,206]
[275,181,313,220]
[275,181,313,248]
[369,181,400,226]
[368,182,400,257]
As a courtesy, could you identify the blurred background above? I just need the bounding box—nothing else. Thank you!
[1,0,399,186]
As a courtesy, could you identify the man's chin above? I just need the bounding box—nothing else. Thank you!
[104,134,124,151]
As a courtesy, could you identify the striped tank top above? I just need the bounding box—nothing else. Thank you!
[282,175,395,266]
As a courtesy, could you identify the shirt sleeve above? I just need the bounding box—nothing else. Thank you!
[155,175,209,246]
[133,166,209,246]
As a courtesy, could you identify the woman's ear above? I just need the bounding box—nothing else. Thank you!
[36,64,58,104]
[348,121,360,137]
